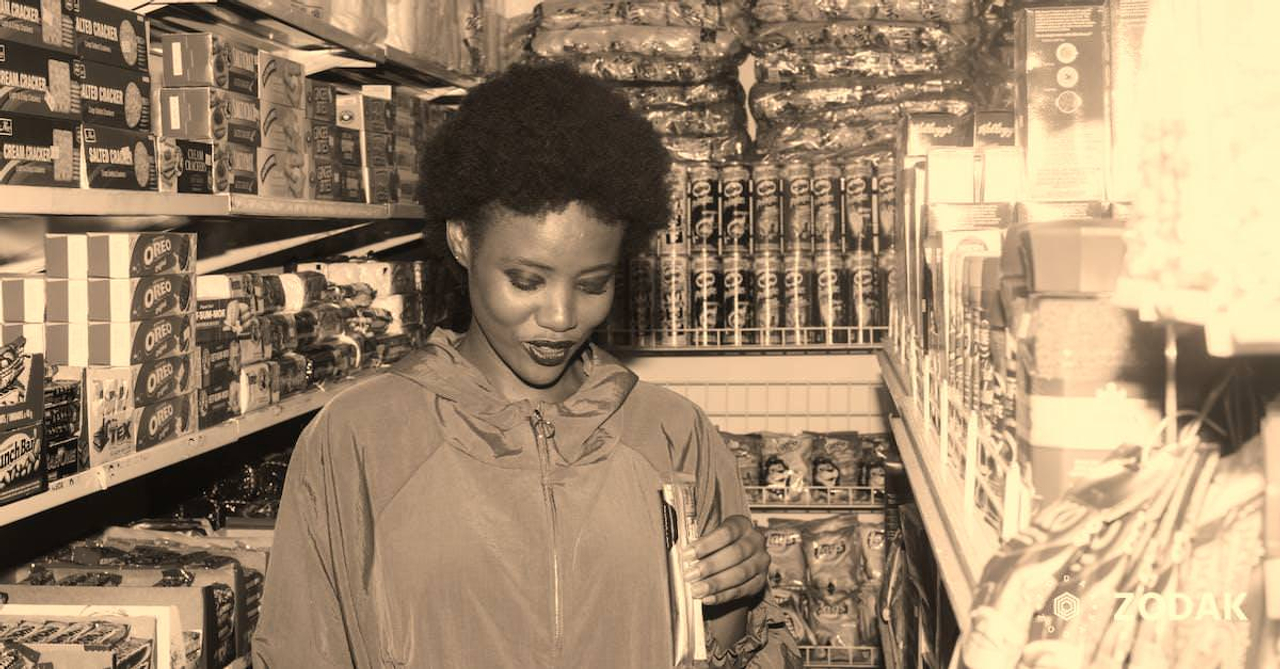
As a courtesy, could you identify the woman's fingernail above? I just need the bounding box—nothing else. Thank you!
[691,582,710,599]
[702,595,717,606]
[683,562,701,580]
[682,547,697,562]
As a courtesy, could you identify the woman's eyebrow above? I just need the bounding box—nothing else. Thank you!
[503,258,616,275]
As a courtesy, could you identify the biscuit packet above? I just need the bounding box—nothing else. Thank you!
[807,431,861,504]
[720,431,762,503]
[802,514,863,598]
[760,432,814,503]
[763,518,807,590]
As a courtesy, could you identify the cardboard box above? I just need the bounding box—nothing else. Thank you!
[898,112,973,172]
[925,147,977,204]
[1017,3,1110,201]
[45,233,86,278]
[258,52,303,108]
[133,392,195,450]
[83,384,194,461]
[47,315,195,366]
[336,93,393,134]
[43,365,83,481]
[298,260,414,297]
[1110,0,1149,203]
[256,146,306,198]
[0,111,80,186]
[0,274,44,322]
[159,33,256,95]
[260,100,305,153]
[361,131,394,168]
[979,146,1022,203]
[1,322,43,355]
[306,121,360,166]
[85,355,195,408]
[364,165,395,204]
[198,381,237,429]
[80,124,157,190]
[74,0,147,71]
[974,111,1016,148]
[305,152,339,200]
[337,164,364,202]
[158,87,260,146]
[0,0,75,52]
[85,232,196,278]
[1015,200,1109,222]
[0,422,44,505]
[305,80,336,122]
[80,59,150,132]
[157,137,256,194]
[197,338,240,388]
[0,336,42,431]
[47,274,193,322]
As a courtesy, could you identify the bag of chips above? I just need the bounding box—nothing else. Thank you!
[768,586,815,646]
[808,431,861,503]
[857,512,887,584]
[809,589,862,647]
[802,514,863,598]
[721,432,763,503]
[761,432,815,503]
[764,519,808,589]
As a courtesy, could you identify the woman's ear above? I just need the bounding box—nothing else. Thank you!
[445,220,471,270]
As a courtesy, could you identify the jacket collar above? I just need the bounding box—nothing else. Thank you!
[390,328,637,464]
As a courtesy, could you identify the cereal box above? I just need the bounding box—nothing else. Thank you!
[159,33,256,95]
[75,0,148,71]
[0,111,79,186]
[0,0,75,52]
[80,124,156,190]
[0,39,80,118]
[79,59,150,132]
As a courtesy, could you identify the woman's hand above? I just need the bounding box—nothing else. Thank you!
[684,515,770,606]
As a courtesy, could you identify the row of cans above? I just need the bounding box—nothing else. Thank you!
[657,156,894,257]
[626,247,884,347]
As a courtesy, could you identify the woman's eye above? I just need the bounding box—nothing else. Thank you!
[578,277,612,295]
[506,273,543,291]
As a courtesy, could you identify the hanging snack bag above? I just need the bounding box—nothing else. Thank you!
[808,431,860,503]
[857,512,887,584]
[760,432,814,502]
[809,589,862,648]
[856,581,881,646]
[721,431,762,503]
[763,518,807,589]
[802,514,862,598]
[768,586,814,646]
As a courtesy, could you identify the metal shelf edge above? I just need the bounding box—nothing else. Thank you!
[383,46,483,88]
[0,186,228,217]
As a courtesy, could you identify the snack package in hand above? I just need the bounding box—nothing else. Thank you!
[809,589,862,647]
[722,431,763,503]
[764,519,807,589]
[808,431,860,503]
[769,586,815,646]
[803,514,863,597]
[761,432,815,502]
[857,512,887,584]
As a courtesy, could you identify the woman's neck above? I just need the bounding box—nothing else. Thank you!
[455,324,586,407]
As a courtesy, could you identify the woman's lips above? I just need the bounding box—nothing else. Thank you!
[524,341,574,366]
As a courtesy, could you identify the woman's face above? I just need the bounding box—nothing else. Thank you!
[452,201,623,394]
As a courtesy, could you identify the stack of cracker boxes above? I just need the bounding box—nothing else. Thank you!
[44,232,198,472]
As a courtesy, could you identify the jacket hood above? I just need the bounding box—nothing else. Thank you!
[389,328,638,465]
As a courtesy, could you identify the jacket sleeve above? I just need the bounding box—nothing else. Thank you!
[252,408,380,669]
[691,409,804,669]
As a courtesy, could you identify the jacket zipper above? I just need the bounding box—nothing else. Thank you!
[531,407,564,662]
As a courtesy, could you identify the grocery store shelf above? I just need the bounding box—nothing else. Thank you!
[231,0,382,60]
[877,349,999,631]
[799,645,879,667]
[0,372,381,528]
[747,486,884,513]
[605,326,887,355]
[1113,277,1280,356]
[0,185,426,220]
[384,46,484,89]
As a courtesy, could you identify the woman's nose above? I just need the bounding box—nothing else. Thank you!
[537,290,577,333]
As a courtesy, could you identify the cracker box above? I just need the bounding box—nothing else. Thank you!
[88,274,194,321]
[364,165,395,204]
[336,93,393,134]
[258,52,303,108]
[44,233,86,278]
[0,38,80,117]
[0,0,75,52]
[0,334,43,432]
[85,232,196,278]
[361,131,394,169]
[159,33,257,95]
[159,87,260,146]
[134,392,195,450]
[1017,3,1109,202]
[260,100,305,153]
[0,274,44,322]
[74,0,147,71]
[305,152,339,200]
[256,146,305,199]
[306,121,360,166]
[198,381,237,429]
[0,421,45,505]
[80,59,150,132]
[157,137,256,194]
[0,111,80,186]
[197,338,240,388]
[86,355,195,408]
[337,164,364,202]
[305,80,335,122]
[46,314,195,366]
[80,124,157,190]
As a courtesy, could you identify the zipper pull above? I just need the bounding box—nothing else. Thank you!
[531,407,555,440]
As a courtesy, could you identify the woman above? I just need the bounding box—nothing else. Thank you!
[254,63,799,668]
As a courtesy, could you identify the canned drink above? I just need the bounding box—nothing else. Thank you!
[751,162,782,251]
[628,254,657,346]
[815,248,847,344]
[812,161,841,250]
[689,163,720,251]
[782,160,813,254]
[845,250,880,333]
[783,252,815,345]
[658,254,690,346]
[719,163,751,253]
[842,160,875,251]
[753,251,784,346]
[722,252,753,345]
[873,161,895,255]
[691,251,722,346]
[658,163,690,255]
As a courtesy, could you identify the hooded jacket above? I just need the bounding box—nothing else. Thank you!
[253,330,801,668]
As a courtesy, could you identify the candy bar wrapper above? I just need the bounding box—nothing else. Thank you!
[81,233,197,278]
[0,422,45,506]
[47,315,195,367]
[0,276,44,323]
[751,0,972,24]
[531,25,743,60]
[763,96,973,130]
[198,382,238,430]
[660,473,706,667]
[756,48,945,83]
[616,81,743,110]
[642,103,745,137]
[544,53,736,84]
[750,74,969,121]
[0,340,43,432]
[752,21,972,56]
[537,0,748,34]
[756,120,900,161]
[660,133,749,164]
